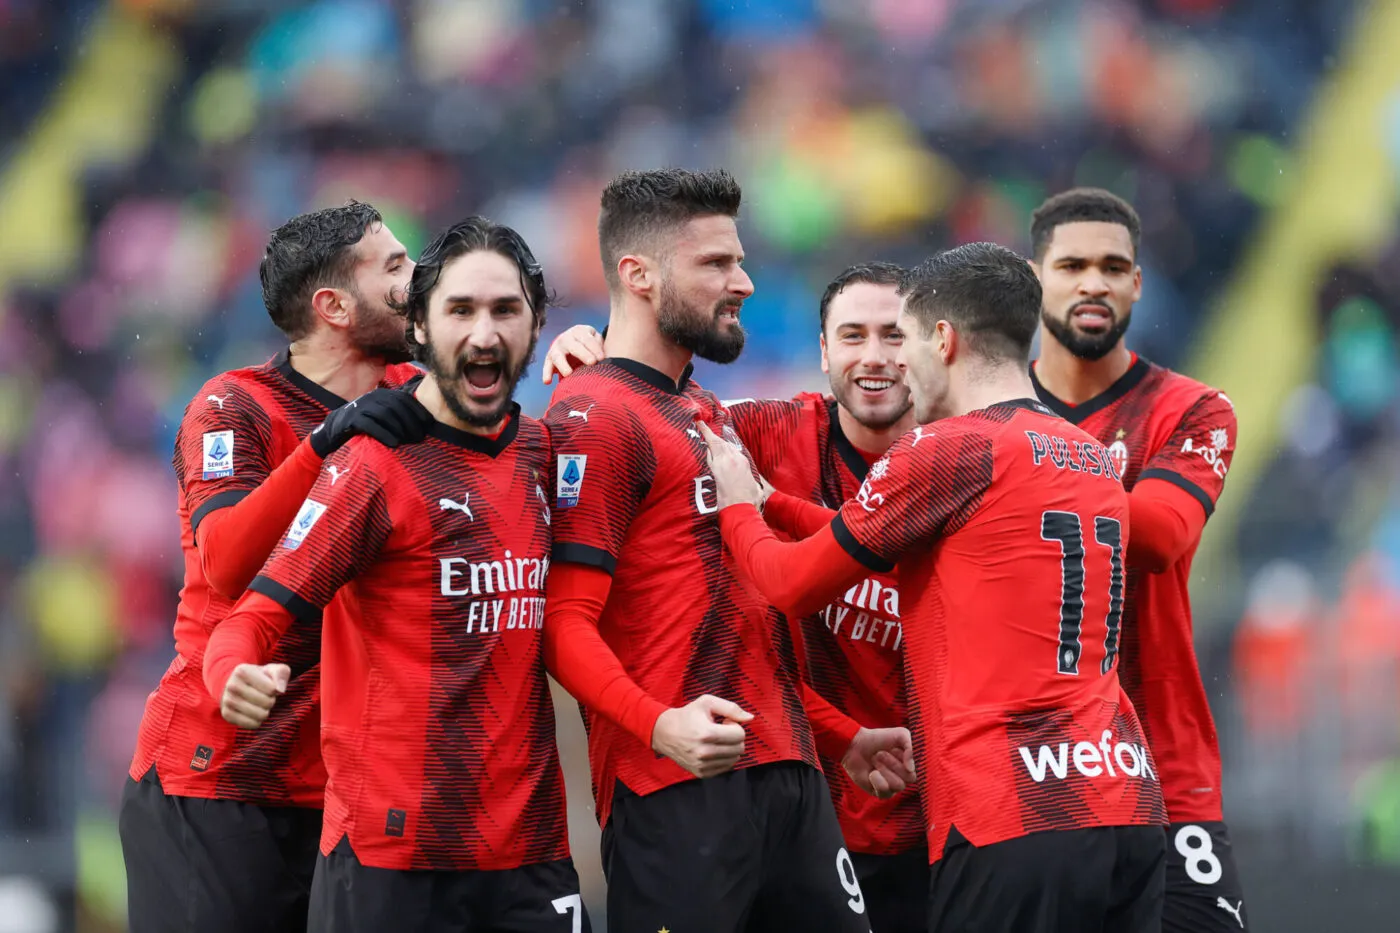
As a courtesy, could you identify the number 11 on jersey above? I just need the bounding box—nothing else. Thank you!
[1041,511,1125,677]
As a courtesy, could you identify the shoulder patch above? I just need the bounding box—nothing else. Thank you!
[283,499,327,550]
[202,431,234,480]
[557,454,587,508]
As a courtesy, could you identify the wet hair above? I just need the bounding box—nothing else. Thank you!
[898,242,1042,364]
[395,216,552,362]
[1030,188,1141,260]
[818,261,906,333]
[259,200,383,339]
[597,168,742,289]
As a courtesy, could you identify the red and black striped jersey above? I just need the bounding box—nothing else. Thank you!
[1033,356,1237,823]
[545,359,817,827]
[725,393,923,856]
[246,410,568,871]
[129,351,419,807]
[834,399,1167,861]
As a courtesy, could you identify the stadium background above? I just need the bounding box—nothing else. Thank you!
[2,0,1399,929]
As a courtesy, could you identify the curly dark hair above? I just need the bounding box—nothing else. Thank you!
[818,261,906,333]
[1030,188,1141,260]
[899,243,1042,364]
[597,168,742,289]
[395,216,552,363]
[259,200,382,339]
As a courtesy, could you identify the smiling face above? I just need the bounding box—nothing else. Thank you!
[1034,220,1142,361]
[414,250,541,428]
[654,215,754,364]
[821,281,912,430]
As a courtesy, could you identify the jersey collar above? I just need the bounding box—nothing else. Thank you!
[427,403,521,456]
[274,349,351,411]
[825,397,871,482]
[1030,355,1150,425]
[608,357,694,395]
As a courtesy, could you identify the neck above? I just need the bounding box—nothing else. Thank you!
[1032,328,1134,405]
[947,363,1038,419]
[413,375,506,436]
[287,331,387,401]
[604,300,693,386]
[836,404,918,455]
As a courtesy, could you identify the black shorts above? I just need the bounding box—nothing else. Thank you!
[601,762,872,933]
[310,835,590,933]
[1164,821,1249,932]
[849,848,930,933]
[119,765,321,933]
[928,824,1166,933]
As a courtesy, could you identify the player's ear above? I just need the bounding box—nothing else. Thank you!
[935,320,956,364]
[617,254,653,301]
[819,332,830,375]
[311,286,352,330]
[1131,264,1143,304]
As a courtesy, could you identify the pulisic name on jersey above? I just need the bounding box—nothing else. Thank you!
[439,551,549,634]
[1024,430,1122,481]
[822,576,902,653]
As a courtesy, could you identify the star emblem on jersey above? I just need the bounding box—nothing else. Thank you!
[206,393,228,410]
[438,494,474,521]
[1114,428,1126,440]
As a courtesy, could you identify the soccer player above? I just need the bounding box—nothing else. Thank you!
[542,262,930,933]
[1027,188,1246,931]
[702,242,1169,933]
[120,201,431,933]
[203,216,588,933]
[542,168,911,933]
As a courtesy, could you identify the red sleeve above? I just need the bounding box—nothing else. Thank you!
[803,683,861,759]
[248,440,393,615]
[1127,478,1208,573]
[833,424,993,568]
[179,377,276,533]
[544,563,669,745]
[545,388,653,572]
[1138,391,1237,517]
[203,590,296,701]
[764,490,837,539]
[197,439,324,599]
[718,505,871,619]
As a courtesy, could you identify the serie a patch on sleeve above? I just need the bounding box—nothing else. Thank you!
[283,499,328,550]
[202,431,234,480]
[556,454,587,508]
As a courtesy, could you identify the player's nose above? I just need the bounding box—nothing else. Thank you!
[729,265,755,298]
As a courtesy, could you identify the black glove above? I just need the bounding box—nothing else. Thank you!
[309,387,434,458]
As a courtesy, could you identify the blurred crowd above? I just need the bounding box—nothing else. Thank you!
[0,0,1381,928]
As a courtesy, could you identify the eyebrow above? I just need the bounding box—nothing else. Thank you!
[384,249,408,270]
[442,294,525,305]
[1056,252,1134,266]
[696,251,743,264]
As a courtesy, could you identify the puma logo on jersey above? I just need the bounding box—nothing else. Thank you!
[326,465,349,485]
[1215,897,1244,928]
[910,426,933,446]
[686,427,701,440]
[438,495,474,521]
[567,404,595,423]
[207,394,229,410]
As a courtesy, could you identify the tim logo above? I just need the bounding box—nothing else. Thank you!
[384,808,407,837]
[189,745,214,772]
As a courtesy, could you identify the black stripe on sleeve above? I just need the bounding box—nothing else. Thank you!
[1138,468,1215,519]
[551,542,618,575]
[190,489,252,538]
[831,514,895,573]
[247,576,324,627]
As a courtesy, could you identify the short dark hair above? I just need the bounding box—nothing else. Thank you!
[260,200,383,339]
[395,216,552,363]
[597,168,743,289]
[898,242,1042,364]
[1030,188,1141,260]
[818,261,906,333]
